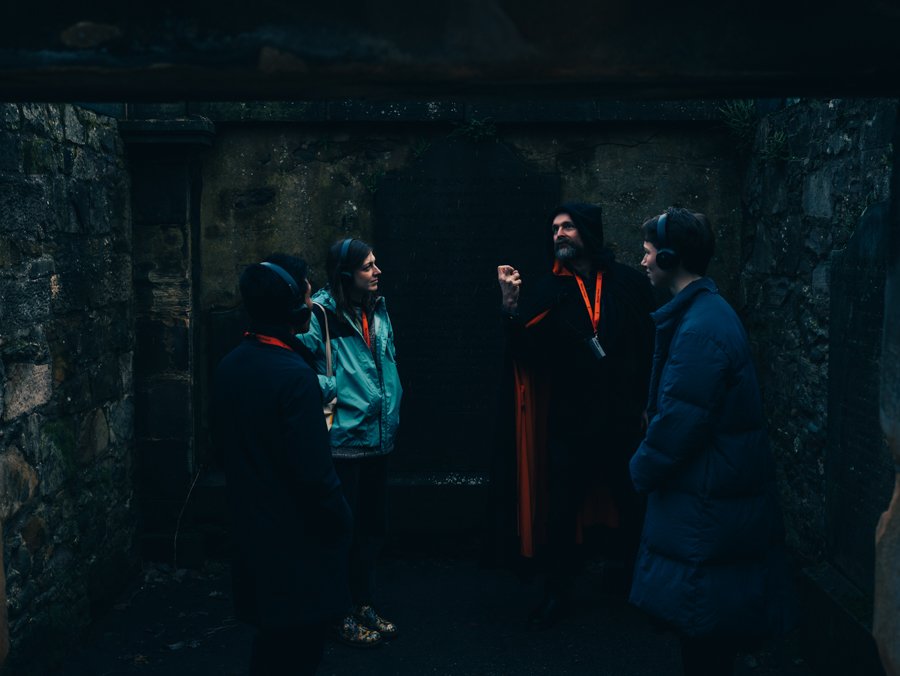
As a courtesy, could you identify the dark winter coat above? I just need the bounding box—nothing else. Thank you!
[629,278,800,638]
[212,321,353,629]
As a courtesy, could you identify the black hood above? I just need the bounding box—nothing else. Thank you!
[547,202,607,265]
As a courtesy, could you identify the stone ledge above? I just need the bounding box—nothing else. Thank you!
[119,120,216,146]
[100,100,754,124]
[799,562,883,675]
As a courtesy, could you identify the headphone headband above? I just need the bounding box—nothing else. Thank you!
[259,261,311,325]
[260,262,300,298]
[656,212,669,250]
[339,238,355,278]
[653,211,681,272]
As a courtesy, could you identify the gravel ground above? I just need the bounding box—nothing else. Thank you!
[52,554,813,676]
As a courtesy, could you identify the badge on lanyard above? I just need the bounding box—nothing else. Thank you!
[575,272,606,360]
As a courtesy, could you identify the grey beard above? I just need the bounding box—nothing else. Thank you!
[555,242,583,261]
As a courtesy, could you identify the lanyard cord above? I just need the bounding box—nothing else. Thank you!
[361,312,371,349]
[244,332,294,352]
[574,271,603,333]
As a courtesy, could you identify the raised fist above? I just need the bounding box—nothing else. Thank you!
[498,265,522,313]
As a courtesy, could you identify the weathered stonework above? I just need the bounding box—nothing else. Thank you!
[740,98,898,566]
[0,103,138,675]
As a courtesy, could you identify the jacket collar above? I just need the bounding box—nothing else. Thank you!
[645,277,716,415]
[651,277,717,328]
[246,320,308,354]
[312,287,384,314]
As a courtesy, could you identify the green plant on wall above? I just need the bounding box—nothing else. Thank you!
[316,133,332,151]
[365,170,386,194]
[411,138,431,158]
[718,100,757,151]
[760,130,796,164]
[883,143,894,169]
[450,118,497,143]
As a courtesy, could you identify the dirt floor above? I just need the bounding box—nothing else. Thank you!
[52,552,813,676]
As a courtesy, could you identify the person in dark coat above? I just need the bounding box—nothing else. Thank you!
[489,202,656,631]
[630,208,800,676]
[212,254,353,675]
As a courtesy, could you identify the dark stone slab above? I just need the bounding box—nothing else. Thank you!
[137,438,193,497]
[330,100,464,122]
[467,102,596,123]
[134,380,193,440]
[4,4,900,101]
[375,136,559,473]
[800,563,883,676]
[595,100,728,121]
[72,102,126,119]
[827,201,895,594]
[209,303,250,379]
[119,120,215,148]
[131,165,189,226]
[188,101,327,122]
[134,317,191,379]
[129,103,187,120]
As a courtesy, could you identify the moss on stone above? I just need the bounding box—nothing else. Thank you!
[22,138,58,174]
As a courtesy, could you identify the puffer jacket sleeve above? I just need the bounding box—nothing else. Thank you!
[296,309,337,402]
[630,330,729,494]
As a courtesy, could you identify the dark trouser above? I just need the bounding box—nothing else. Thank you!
[250,625,324,676]
[679,635,739,676]
[333,454,389,607]
[544,435,643,598]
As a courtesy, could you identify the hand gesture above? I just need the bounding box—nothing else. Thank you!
[498,265,521,313]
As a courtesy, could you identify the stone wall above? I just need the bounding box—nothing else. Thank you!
[198,115,743,469]
[740,98,898,566]
[0,103,137,674]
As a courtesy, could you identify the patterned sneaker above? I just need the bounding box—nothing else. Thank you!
[353,605,400,640]
[328,615,382,649]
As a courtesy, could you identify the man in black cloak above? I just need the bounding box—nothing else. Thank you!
[486,202,656,631]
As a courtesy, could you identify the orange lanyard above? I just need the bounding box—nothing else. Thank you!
[244,332,294,352]
[361,313,371,348]
[574,271,603,333]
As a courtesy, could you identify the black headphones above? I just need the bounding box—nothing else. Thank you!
[655,212,682,272]
[339,238,355,278]
[260,262,311,325]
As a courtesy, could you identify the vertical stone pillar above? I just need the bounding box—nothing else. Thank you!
[119,120,214,565]
[875,108,900,676]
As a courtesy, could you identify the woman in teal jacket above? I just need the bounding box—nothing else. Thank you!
[298,238,402,649]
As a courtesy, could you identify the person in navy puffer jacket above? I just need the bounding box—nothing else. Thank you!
[630,208,800,676]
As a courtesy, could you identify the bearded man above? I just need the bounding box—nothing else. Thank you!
[486,202,656,631]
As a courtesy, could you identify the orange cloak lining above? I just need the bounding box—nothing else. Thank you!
[513,259,619,559]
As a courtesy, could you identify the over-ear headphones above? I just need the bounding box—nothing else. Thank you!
[260,262,311,325]
[339,238,355,278]
[655,212,682,272]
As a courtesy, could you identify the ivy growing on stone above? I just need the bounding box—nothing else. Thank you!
[411,137,431,158]
[365,169,386,194]
[449,117,497,143]
[718,100,756,151]
[760,130,797,164]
